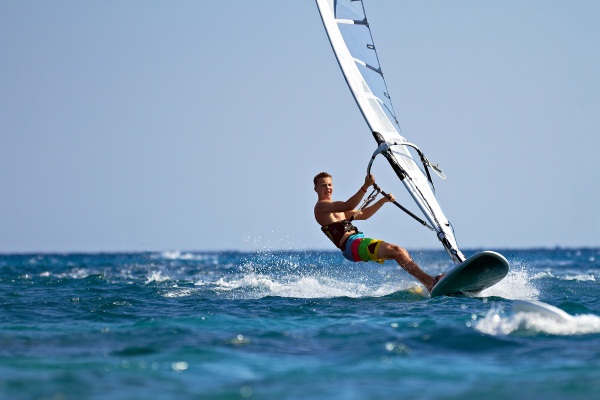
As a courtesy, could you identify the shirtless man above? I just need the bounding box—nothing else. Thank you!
[313,172,442,293]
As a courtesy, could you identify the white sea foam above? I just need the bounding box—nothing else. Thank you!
[162,251,193,260]
[532,271,554,280]
[475,306,600,336]
[197,273,415,299]
[56,268,93,280]
[159,251,218,263]
[163,288,197,298]
[145,271,171,284]
[563,274,596,282]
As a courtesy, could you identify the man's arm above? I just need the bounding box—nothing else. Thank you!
[351,194,394,221]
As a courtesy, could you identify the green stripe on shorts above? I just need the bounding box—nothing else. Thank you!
[358,238,374,262]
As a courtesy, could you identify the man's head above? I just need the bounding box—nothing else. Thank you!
[314,172,333,200]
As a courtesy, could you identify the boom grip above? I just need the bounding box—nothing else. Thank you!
[372,184,433,230]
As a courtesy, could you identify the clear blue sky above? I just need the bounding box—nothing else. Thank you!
[1,1,599,253]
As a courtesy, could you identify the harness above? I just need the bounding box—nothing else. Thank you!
[321,220,359,249]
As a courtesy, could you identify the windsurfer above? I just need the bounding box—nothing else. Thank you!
[313,172,443,292]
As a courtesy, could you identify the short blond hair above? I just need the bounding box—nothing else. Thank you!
[313,172,332,186]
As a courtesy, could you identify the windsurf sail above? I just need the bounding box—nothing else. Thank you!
[315,0,465,264]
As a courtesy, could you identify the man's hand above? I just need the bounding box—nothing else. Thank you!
[364,174,375,188]
[386,193,396,203]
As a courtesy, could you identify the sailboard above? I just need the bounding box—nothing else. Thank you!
[430,251,509,297]
[315,0,509,292]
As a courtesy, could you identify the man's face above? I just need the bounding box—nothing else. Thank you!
[315,177,333,199]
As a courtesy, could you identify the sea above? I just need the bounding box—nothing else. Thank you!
[1,248,599,400]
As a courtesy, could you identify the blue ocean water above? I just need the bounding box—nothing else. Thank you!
[1,248,599,399]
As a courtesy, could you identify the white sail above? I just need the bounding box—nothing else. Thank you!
[316,0,465,264]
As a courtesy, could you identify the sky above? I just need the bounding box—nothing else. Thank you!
[1,1,599,253]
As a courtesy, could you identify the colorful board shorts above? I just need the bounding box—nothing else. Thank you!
[341,233,385,264]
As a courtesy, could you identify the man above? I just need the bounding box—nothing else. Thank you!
[313,172,443,293]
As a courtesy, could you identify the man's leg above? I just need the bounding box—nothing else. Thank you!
[377,242,440,292]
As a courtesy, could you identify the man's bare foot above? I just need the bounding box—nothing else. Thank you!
[427,274,445,293]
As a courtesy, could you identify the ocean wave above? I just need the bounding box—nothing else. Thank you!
[563,274,596,282]
[191,273,417,300]
[158,251,218,262]
[475,305,600,336]
[162,287,198,298]
[145,271,171,284]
